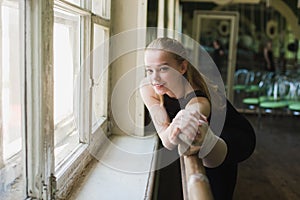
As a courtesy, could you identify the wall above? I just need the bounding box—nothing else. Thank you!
[109,0,147,136]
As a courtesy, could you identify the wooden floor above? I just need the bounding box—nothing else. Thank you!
[233,113,300,200]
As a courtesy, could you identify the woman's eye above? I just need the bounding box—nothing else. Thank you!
[145,69,153,74]
[160,67,169,72]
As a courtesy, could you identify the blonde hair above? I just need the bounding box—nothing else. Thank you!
[146,37,210,105]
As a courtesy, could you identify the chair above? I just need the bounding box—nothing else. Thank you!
[259,75,290,115]
[233,69,252,108]
[244,70,262,94]
[242,79,266,112]
[289,103,300,115]
[233,69,249,93]
[288,81,300,116]
[242,71,273,114]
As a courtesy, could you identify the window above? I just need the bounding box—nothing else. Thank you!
[0,0,25,199]
[1,0,111,199]
[64,0,80,7]
[52,1,110,198]
[2,0,151,198]
[53,6,81,167]
[92,0,111,19]
[91,23,109,132]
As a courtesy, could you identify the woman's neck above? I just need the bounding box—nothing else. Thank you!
[166,80,194,99]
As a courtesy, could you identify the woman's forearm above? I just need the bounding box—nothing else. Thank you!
[158,122,178,150]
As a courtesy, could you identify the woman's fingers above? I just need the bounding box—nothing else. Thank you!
[181,125,197,140]
[199,113,208,122]
[169,127,181,145]
[178,133,193,145]
[172,109,203,142]
[181,116,198,130]
[171,109,210,147]
[185,103,201,117]
[175,110,199,129]
[193,120,209,146]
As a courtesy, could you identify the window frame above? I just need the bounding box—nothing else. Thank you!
[53,2,86,168]
[53,0,92,197]
[90,15,110,133]
[0,1,26,199]
[86,8,111,166]
[24,0,55,199]
[23,0,111,199]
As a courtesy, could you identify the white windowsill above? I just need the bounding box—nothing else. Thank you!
[68,133,158,200]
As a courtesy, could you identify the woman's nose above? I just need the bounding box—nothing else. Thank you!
[152,70,161,81]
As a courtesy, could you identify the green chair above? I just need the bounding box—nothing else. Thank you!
[242,71,274,105]
[288,81,300,116]
[289,103,300,115]
[259,76,290,115]
[233,69,249,93]
[242,75,270,114]
[242,80,264,111]
[244,71,262,93]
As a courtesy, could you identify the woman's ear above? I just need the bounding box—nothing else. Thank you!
[180,60,188,74]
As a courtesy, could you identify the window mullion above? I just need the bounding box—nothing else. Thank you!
[0,0,3,169]
[25,0,54,199]
[54,0,90,15]
[79,15,91,144]
[91,14,110,27]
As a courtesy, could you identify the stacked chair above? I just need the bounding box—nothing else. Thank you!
[287,80,300,116]
[233,69,251,93]
[244,70,263,94]
[235,68,299,119]
[241,71,274,115]
[258,75,291,115]
[233,69,256,108]
[241,72,300,115]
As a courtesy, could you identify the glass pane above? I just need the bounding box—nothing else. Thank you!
[0,1,25,199]
[64,0,80,7]
[92,0,111,19]
[53,8,81,167]
[198,18,231,84]
[92,24,108,129]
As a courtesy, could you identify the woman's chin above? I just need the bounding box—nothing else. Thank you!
[154,88,166,96]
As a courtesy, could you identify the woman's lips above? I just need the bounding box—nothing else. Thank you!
[152,83,164,89]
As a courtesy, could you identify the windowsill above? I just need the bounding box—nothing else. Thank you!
[0,153,24,200]
[68,133,158,200]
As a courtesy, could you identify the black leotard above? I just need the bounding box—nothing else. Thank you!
[265,49,275,72]
[161,90,256,200]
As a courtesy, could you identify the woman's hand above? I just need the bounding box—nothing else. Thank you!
[169,109,200,145]
[193,114,209,146]
[178,114,209,156]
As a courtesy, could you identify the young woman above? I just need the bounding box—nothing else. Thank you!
[139,37,256,200]
[263,40,275,72]
[212,39,225,71]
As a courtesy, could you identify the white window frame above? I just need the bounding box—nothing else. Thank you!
[21,0,107,199]
[0,1,26,199]
[24,0,55,199]
[90,16,109,132]
[53,6,81,165]
[21,0,111,199]
[88,14,110,158]
[92,0,111,19]
[53,1,93,198]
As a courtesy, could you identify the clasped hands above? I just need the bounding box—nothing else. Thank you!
[168,108,209,156]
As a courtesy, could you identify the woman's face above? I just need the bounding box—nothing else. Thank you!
[144,50,186,97]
